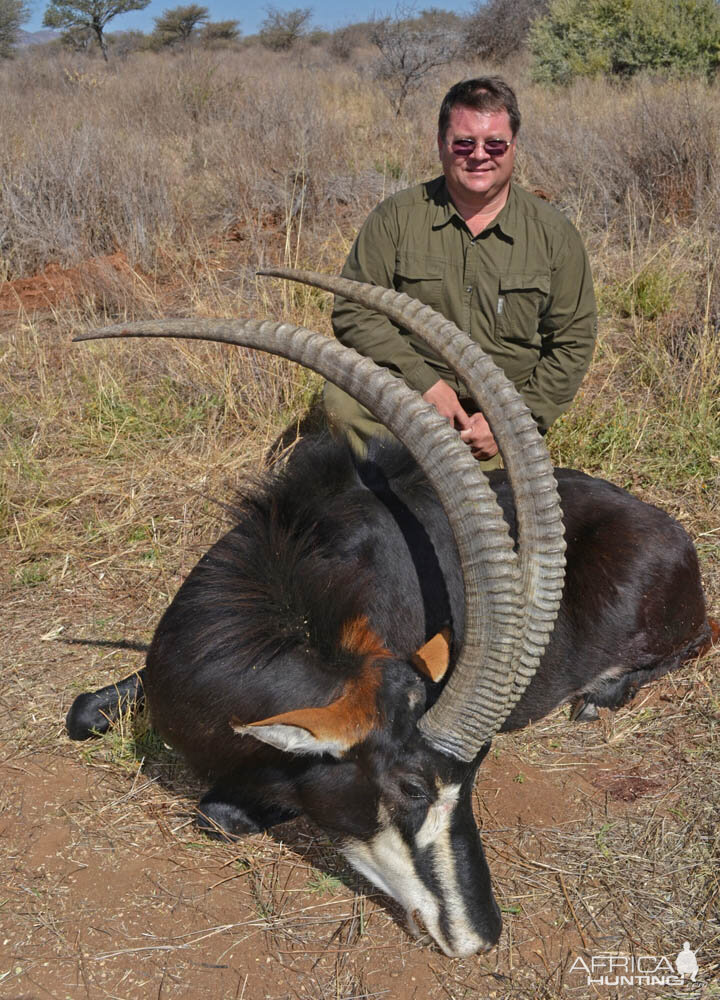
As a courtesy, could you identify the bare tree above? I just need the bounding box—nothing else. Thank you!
[43,0,150,61]
[153,3,208,46]
[258,6,312,51]
[0,0,30,57]
[372,8,461,116]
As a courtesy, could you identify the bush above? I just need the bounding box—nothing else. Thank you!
[152,4,209,47]
[107,29,153,56]
[258,6,312,51]
[328,22,372,60]
[530,0,720,84]
[60,23,94,52]
[0,113,176,275]
[464,0,547,62]
[199,20,241,47]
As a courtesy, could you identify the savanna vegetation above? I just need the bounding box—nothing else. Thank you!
[1,10,718,999]
[0,0,30,56]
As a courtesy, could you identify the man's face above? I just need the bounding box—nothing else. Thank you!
[438,106,516,208]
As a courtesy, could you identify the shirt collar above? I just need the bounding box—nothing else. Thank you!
[429,177,518,240]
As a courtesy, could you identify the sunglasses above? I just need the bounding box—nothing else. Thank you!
[450,138,512,157]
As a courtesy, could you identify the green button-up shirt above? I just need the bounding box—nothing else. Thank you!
[332,177,597,433]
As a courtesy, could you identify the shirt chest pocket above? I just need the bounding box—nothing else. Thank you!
[394,253,445,312]
[496,272,550,344]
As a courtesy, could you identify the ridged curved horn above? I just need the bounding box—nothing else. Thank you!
[75,318,522,760]
[257,268,566,755]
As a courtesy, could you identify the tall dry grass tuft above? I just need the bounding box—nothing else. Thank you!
[518,76,720,233]
[548,219,719,515]
[0,47,444,283]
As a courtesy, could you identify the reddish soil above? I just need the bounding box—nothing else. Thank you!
[1,739,603,1000]
[4,570,703,1000]
[0,253,138,313]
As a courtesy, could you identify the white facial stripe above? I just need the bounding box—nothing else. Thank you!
[342,782,490,957]
[416,782,460,849]
[420,783,487,956]
[344,801,432,901]
[342,825,444,944]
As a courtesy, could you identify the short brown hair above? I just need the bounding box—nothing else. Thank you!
[438,77,521,138]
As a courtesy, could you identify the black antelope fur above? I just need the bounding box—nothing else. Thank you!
[67,434,714,955]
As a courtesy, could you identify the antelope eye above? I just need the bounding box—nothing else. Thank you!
[398,776,431,800]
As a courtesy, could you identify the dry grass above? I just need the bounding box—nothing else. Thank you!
[1,42,719,1000]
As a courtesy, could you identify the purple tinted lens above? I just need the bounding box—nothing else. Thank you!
[484,140,509,156]
[450,139,509,157]
[451,140,475,155]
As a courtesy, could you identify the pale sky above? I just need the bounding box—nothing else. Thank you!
[26,0,477,36]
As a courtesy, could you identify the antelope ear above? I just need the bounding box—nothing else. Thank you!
[230,657,383,758]
[230,710,349,757]
[410,628,452,683]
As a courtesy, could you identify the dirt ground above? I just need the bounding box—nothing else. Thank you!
[3,584,717,1000]
[0,255,137,314]
[1,278,719,1000]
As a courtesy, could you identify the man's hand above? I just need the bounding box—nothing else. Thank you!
[422,380,471,428]
[460,412,498,460]
[422,380,498,460]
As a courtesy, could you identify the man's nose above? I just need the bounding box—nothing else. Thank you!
[468,145,489,162]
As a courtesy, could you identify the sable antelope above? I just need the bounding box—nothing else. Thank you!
[67,270,713,957]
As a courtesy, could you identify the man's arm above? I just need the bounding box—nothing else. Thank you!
[332,202,442,395]
[334,199,501,456]
[520,226,597,434]
[335,209,496,452]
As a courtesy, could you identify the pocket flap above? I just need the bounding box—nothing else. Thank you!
[395,252,445,280]
[499,272,550,294]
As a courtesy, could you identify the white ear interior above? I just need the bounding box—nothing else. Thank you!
[233,722,345,758]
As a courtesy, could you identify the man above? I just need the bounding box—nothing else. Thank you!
[325,77,597,467]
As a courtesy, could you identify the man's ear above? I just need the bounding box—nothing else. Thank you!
[410,628,452,683]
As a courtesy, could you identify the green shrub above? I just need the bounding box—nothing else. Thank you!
[530,0,720,84]
[615,266,676,319]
